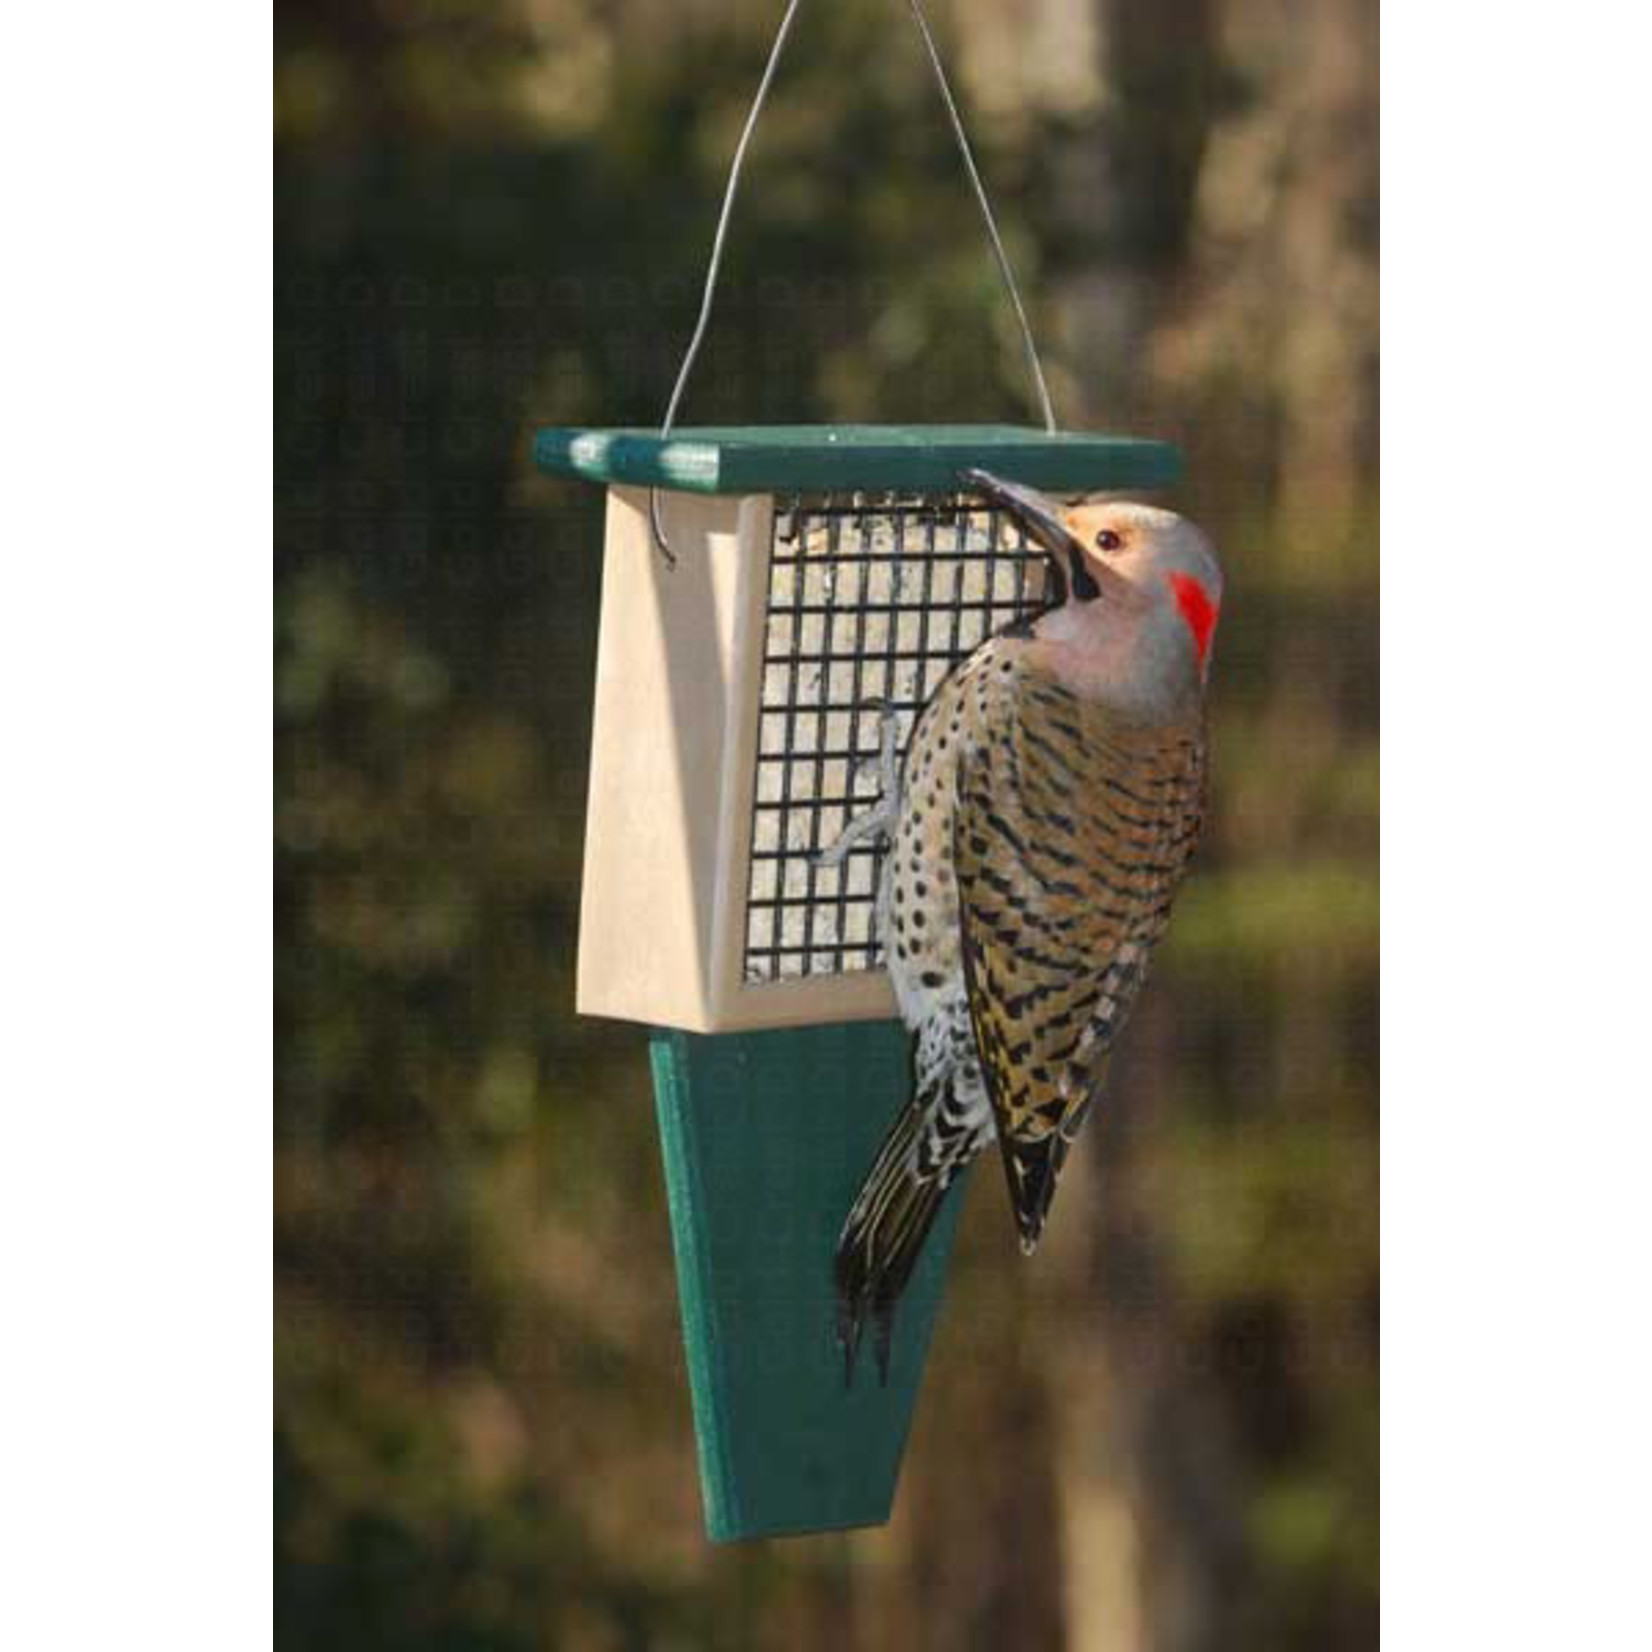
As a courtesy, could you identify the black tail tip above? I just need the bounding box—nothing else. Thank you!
[835,1282,896,1389]
[873,1301,894,1387]
[1012,1187,1051,1256]
[1002,1134,1064,1255]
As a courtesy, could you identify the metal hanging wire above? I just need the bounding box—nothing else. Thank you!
[649,0,1058,567]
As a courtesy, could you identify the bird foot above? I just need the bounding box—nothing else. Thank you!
[813,702,903,869]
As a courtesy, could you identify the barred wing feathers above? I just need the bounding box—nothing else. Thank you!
[952,657,1207,1248]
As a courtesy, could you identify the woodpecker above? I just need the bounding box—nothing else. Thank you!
[832,469,1222,1381]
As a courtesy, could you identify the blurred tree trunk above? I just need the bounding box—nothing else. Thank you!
[906,1381,1069,1649]
[1048,0,1226,432]
[889,1211,1069,1651]
[1053,1000,1253,1652]
[1105,0,1224,271]
[1139,0,1381,546]
[1033,6,1257,1644]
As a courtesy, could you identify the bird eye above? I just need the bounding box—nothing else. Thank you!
[1094,529,1123,553]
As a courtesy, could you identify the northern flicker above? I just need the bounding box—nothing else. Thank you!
[831,469,1222,1381]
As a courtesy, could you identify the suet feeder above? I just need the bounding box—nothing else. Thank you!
[527,0,1182,1545]
[534,428,1179,1539]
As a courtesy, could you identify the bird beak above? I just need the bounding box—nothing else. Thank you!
[959,468,1102,606]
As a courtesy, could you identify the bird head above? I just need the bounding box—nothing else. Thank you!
[960,468,1223,700]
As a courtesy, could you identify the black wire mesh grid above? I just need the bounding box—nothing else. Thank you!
[743,490,1048,984]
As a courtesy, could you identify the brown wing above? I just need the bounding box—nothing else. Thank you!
[952,660,1206,1248]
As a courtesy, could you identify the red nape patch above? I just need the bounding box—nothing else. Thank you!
[1169,572,1219,667]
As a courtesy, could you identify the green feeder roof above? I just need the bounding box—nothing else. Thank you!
[532,423,1182,496]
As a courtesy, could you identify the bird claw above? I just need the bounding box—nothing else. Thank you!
[812,702,903,868]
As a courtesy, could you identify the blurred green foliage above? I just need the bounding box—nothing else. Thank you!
[277,1,1376,1647]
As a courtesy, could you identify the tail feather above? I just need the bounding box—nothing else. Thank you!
[1000,1084,1097,1253]
[834,1091,957,1385]
[999,1130,1071,1256]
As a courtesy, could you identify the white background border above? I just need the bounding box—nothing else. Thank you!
[1383,3,1651,1643]
[2,6,272,1647]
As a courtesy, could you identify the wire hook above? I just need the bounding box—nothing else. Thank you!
[649,0,1057,568]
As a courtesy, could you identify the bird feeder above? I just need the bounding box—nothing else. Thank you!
[534,426,1180,1539]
